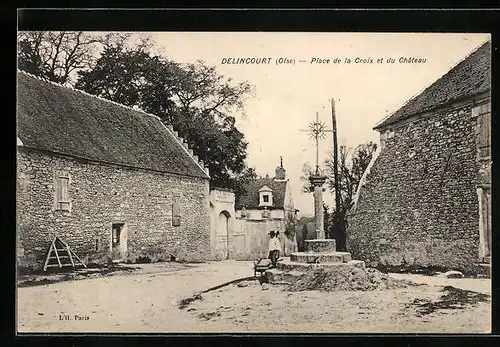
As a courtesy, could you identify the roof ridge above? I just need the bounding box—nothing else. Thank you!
[373,39,491,130]
[17,70,209,178]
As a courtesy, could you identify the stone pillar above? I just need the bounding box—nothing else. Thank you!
[309,175,327,240]
[313,185,324,239]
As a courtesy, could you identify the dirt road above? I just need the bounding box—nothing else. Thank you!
[184,280,490,333]
[17,260,252,333]
[17,260,491,333]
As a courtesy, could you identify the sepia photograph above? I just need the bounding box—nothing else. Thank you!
[16,30,491,333]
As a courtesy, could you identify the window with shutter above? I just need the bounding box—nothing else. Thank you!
[478,111,491,158]
[172,193,181,227]
[54,170,71,211]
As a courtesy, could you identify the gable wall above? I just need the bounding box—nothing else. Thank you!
[347,99,489,272]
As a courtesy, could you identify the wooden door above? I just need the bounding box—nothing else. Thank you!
[111,223,127,261]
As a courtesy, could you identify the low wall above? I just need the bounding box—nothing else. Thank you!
[231,218,297,260]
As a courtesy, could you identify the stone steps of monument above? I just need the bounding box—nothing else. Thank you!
[304,239,337,253]
[265,268,305,284]
[290,251,352,264]
[277,258,365,272]
[267,260,367,284]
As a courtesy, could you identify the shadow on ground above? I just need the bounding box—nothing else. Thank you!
[17,264,140,287]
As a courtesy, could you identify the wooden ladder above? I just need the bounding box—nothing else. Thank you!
[43,236,87,271]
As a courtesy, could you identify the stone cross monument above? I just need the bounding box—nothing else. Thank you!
[264,104,366,284]
[301,111,333,239]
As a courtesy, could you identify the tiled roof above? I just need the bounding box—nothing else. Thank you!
[235,178,287,210]
[17,72,209,179]
[374,41,491,130]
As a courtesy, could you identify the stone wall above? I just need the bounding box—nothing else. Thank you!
[209,189,236,260]
[17,148,211,270]
[231,218,297,260]
[347,100,490,273]
[235,208,285,220]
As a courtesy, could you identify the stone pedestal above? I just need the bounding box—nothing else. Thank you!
[305,239,336,253]
[264,174,366,284]
[265,238,366,283]
[309,174,327,239]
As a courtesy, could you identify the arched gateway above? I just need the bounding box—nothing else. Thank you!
[216,210,231,259]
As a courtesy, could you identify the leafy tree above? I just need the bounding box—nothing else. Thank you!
[283,212,296,240]
[75,35,179,111]
[73,35,253,189]
[172,61,253,120]
[302,223,309,240]
[232,167,258,202]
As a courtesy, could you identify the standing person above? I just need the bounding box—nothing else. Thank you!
[268,230,281,267]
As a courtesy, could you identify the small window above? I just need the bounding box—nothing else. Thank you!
[54,170,71,211]
[172,193,181,227]
[263,195,269,203]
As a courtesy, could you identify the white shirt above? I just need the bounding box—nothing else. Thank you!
[268,237,281,252]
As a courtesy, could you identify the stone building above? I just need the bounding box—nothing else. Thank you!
[207,184,294,261]
[235,158,297,221]
[206,159,301,261]
[16,71,212,270]
[347,41,491,273]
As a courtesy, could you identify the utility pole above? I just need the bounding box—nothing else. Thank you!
[331,98,343,250]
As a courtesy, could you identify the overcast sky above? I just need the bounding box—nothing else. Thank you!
[149,32,490,216]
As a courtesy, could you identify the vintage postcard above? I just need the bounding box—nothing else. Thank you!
[16,31,491,333]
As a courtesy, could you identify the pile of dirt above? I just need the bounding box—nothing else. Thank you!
[287,267,414,292]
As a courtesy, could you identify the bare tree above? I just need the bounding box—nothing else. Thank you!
[300,141,377,248]
[17,31,102,85]
[324,141,377,215]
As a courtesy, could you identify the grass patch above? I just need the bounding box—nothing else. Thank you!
[178,294,203,310]
[407,285,490,316]
[17,264,140,288]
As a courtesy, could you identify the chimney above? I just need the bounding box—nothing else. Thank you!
[275,156,286,180]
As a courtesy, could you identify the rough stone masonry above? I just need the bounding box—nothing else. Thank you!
[17,148,211,271]
[347,101,490,273]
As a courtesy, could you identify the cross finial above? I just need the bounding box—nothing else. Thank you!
[280,156,283,168]
[300,110,334,175]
